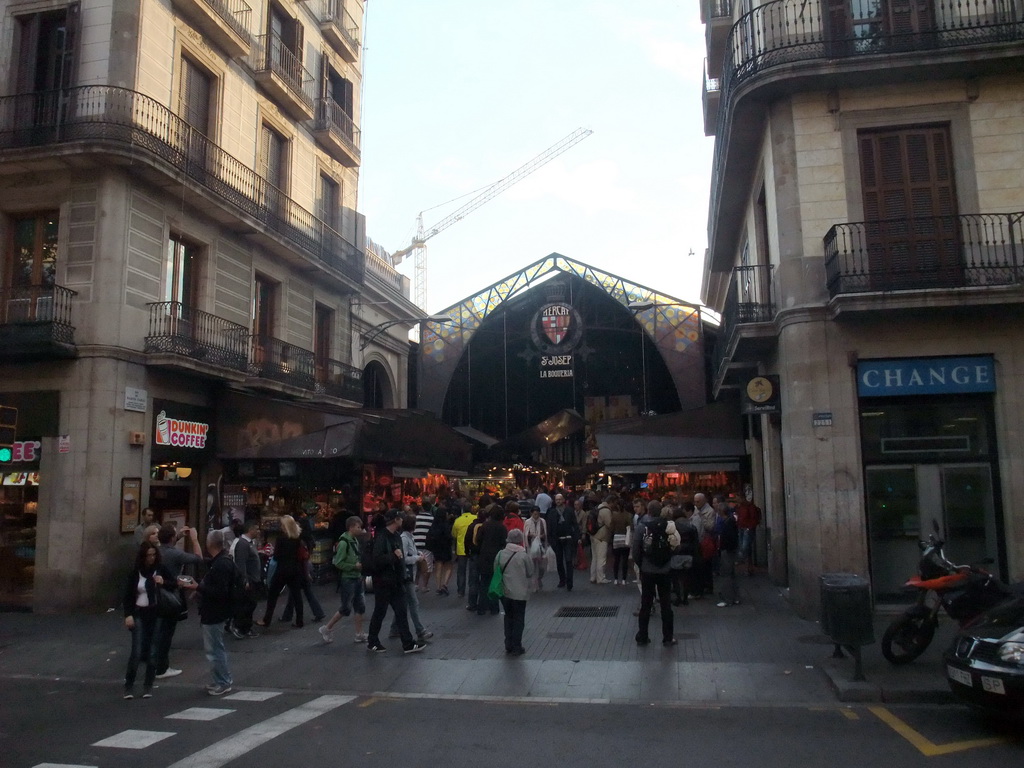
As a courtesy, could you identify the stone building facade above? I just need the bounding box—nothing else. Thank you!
[0,0,419,611]
[700,0,1024,614]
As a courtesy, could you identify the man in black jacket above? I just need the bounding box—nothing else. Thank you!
[183,529,236,695]
[365,510,426,654]
[230,518,263,639]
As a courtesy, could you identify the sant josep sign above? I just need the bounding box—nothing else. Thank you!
[531,302,583,379]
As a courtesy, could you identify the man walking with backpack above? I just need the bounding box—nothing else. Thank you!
[319,516,367,644]
[632,500,680,646]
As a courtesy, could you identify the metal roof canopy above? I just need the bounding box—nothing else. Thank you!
[595,402,744,474]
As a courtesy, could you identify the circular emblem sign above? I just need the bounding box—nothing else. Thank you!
[530,302,583,353]
[746,376,775,404]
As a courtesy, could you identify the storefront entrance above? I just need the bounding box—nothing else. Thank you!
[866,462,997,601]
[857,355,1003,602]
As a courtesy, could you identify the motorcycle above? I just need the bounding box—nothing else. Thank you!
[882,521,1013,665]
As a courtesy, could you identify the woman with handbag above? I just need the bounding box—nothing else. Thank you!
[256,515,306,628]
[609,501,633,585]
[495,529,534,655]
[121,541,176,699]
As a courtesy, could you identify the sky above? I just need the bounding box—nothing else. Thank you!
[357,0,714,315]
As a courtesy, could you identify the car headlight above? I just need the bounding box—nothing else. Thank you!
[999,639,1024,665]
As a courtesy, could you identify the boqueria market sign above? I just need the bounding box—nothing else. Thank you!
[857,355,995,397]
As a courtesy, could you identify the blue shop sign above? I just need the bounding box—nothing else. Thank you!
[857,356,995,397]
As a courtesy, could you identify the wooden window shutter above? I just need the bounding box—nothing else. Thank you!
[179,57,212,134]
[60,2,81,89]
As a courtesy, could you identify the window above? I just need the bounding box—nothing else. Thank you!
[178,56,213,135]
[314,303,333,382]
[267,2,304,82]
[252,274,276,338]
[6,212,59,288]
[258,123,289,215]
[827,0,933,53]
[15,4,79,93]
[317,174,340,229]
[321,62,354,138]
[259,124,288,190]
[164,235,199,307]
[858,124,959,288]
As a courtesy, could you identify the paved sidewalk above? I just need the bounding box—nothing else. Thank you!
[0,572,955,705]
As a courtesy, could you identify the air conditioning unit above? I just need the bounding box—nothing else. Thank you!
[128,431,146,446]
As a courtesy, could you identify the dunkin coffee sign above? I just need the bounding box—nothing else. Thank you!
[155,409,210,449]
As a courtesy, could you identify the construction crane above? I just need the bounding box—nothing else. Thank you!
[391,127,593,310]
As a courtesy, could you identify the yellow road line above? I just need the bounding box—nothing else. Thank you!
[841,709,859,721]
[868,706,1007,756]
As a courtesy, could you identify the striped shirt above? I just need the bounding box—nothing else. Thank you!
[414,511,434,550]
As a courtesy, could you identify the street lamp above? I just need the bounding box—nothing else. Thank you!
[359,315,453,351]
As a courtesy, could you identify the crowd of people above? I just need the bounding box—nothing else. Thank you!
[120,487,761,698]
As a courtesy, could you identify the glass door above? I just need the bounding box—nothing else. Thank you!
[866,465,920,600]
[940,464,995,569]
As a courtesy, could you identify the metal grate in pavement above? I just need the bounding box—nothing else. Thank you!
[547,632,575,639]
[554,606,619,618]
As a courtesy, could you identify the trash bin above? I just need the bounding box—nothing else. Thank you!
[819,573,875,647]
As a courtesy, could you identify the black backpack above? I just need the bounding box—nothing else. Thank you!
[586,509,599,536]
[642,518,672,568]
[464,520,481,556]
[360,532,379,577]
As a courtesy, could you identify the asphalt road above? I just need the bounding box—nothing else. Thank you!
[3,678,1021,768]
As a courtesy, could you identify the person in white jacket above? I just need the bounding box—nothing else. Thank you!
[496,529,534,656]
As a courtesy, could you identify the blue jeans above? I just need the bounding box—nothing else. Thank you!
[201,622,232,688]
[456,555,468,596]
[125,610,160,691]
[391,581,425,637]
[738,529,755,565]
[465,556,479,608]
[336,577,365,616]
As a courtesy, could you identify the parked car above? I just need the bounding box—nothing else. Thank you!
[943,595,1024,714]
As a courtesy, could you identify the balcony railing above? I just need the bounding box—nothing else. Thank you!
[198,0,251,41]
[315,356,363,402]
[145,302,249,371]
[824,212,1024,297]
[710,0,1024,234]
[313,97,361,163]
[0,283,77,348]
[0,87,364,283]
[307,0,360,59]
[706,0,732,20]
[712,264,775,382]
[365,248,405,292]
[250,34,317,115]
[249,333,316,389]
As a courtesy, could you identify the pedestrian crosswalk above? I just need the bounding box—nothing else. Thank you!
[32,691,354,768]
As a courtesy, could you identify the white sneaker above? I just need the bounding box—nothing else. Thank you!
[318,625,334,643]
[155,668,182,679]
[716,601,729,608]
[354,633,368,643]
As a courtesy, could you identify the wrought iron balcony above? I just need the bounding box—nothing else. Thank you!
[712,264,775,388]
[306,0,360,61]
[315,356,363,402]
[702,63,720,136]
[0,87,364,284]
[145,302,249,372]
[171,0,252,58]
[249,333,316,390]
[312,97,360,166]
[708,0,1024,268]
[0,284,77,359]
[704,0,733,78]
[249,34,317,120]
[824,212,1024,297]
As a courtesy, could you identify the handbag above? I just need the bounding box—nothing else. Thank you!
[528,536,544,557]
[700,535,718,560]
[155,584,184,620]
[488,552,515,601]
